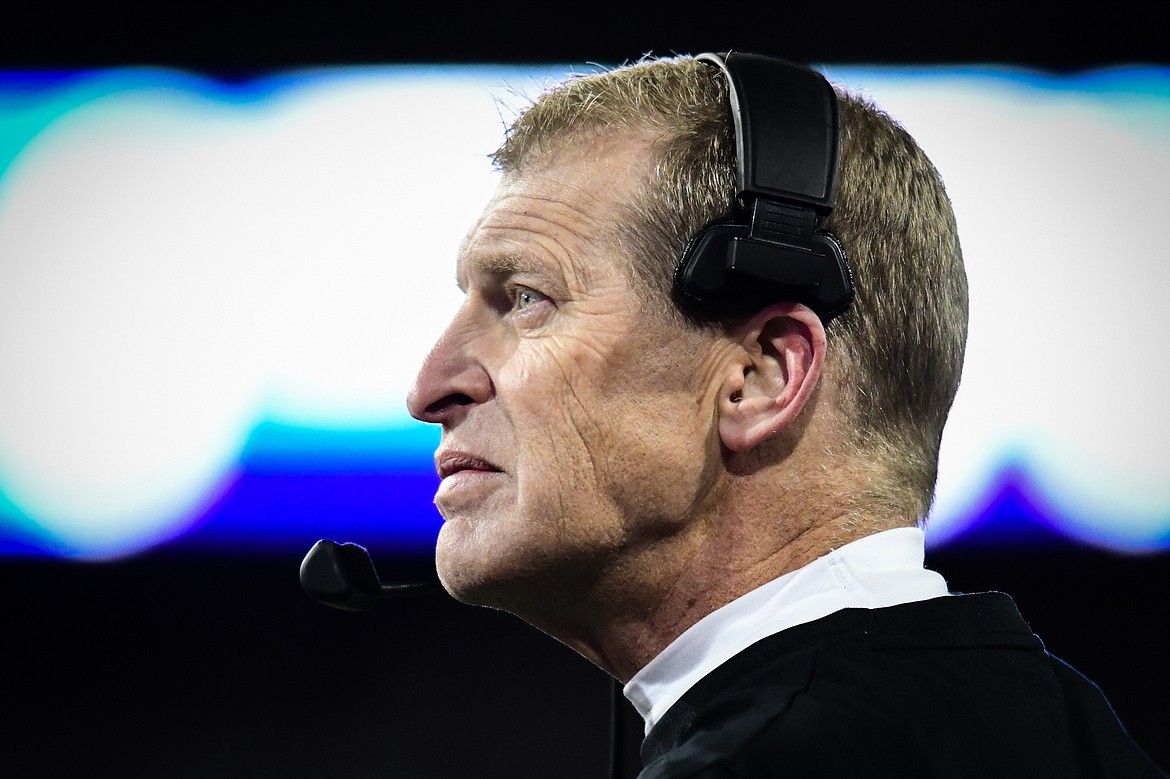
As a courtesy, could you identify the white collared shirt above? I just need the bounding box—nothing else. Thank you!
[623,527,950,734]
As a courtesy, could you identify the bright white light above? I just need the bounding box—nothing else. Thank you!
[0,69,520,557]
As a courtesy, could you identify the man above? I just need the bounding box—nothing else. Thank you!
[406,52,1165,777]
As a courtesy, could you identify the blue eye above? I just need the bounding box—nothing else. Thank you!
[516,287,547,309]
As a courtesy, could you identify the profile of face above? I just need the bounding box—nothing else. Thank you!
[406,136,729,620]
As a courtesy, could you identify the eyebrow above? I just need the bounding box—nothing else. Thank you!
[476,253,547,277]
[457,251,554,291]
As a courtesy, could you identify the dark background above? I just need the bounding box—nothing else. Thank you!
[1,0,1165,74]
[4,541,1168,777]
[3,2,1167,777]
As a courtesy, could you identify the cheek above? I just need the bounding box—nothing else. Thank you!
[591,340,723,524]
[501,337,607,457]
[502,328,719,525]
[600,397,717,523]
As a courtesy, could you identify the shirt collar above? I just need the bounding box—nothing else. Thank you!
[623,527,949,734]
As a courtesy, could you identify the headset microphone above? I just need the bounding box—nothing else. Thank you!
[300,538,440,611]
[300,540,626,778]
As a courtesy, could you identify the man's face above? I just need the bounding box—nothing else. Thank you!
[406,137,726,618]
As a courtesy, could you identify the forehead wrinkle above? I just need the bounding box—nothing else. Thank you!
[461,191,622,293]
[492,191,614,251]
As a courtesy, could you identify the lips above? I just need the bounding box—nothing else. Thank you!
[435,449,502,479]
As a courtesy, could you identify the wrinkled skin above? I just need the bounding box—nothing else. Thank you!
[406,137,729,627]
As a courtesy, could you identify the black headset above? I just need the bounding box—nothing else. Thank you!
[673,52,854,321]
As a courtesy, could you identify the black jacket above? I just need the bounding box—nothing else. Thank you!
[639,592,1165,778]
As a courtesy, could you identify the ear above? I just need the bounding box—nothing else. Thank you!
[718,303,827,453]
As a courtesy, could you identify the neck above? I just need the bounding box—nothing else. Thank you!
[519,431,911,682]
[541,498,869,683]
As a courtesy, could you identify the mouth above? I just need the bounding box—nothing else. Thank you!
[435,449,502,480]
[433,448,504,507]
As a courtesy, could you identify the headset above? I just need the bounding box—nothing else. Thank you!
[673,52,854,321]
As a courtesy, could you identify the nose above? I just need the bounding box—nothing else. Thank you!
[406,308,493,426]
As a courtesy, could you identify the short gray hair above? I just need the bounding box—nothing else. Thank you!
[491,55,969,523]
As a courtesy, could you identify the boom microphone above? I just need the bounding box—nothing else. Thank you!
[300,538,626,779]
[300,539,440,611]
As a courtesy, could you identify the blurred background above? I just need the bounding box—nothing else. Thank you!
[2,3,1167,777]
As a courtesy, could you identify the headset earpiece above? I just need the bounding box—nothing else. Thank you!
[674,52,855,321]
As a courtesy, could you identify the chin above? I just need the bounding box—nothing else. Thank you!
[434,530,581,622]
[433,524,519,607]
[435,562,536,615]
